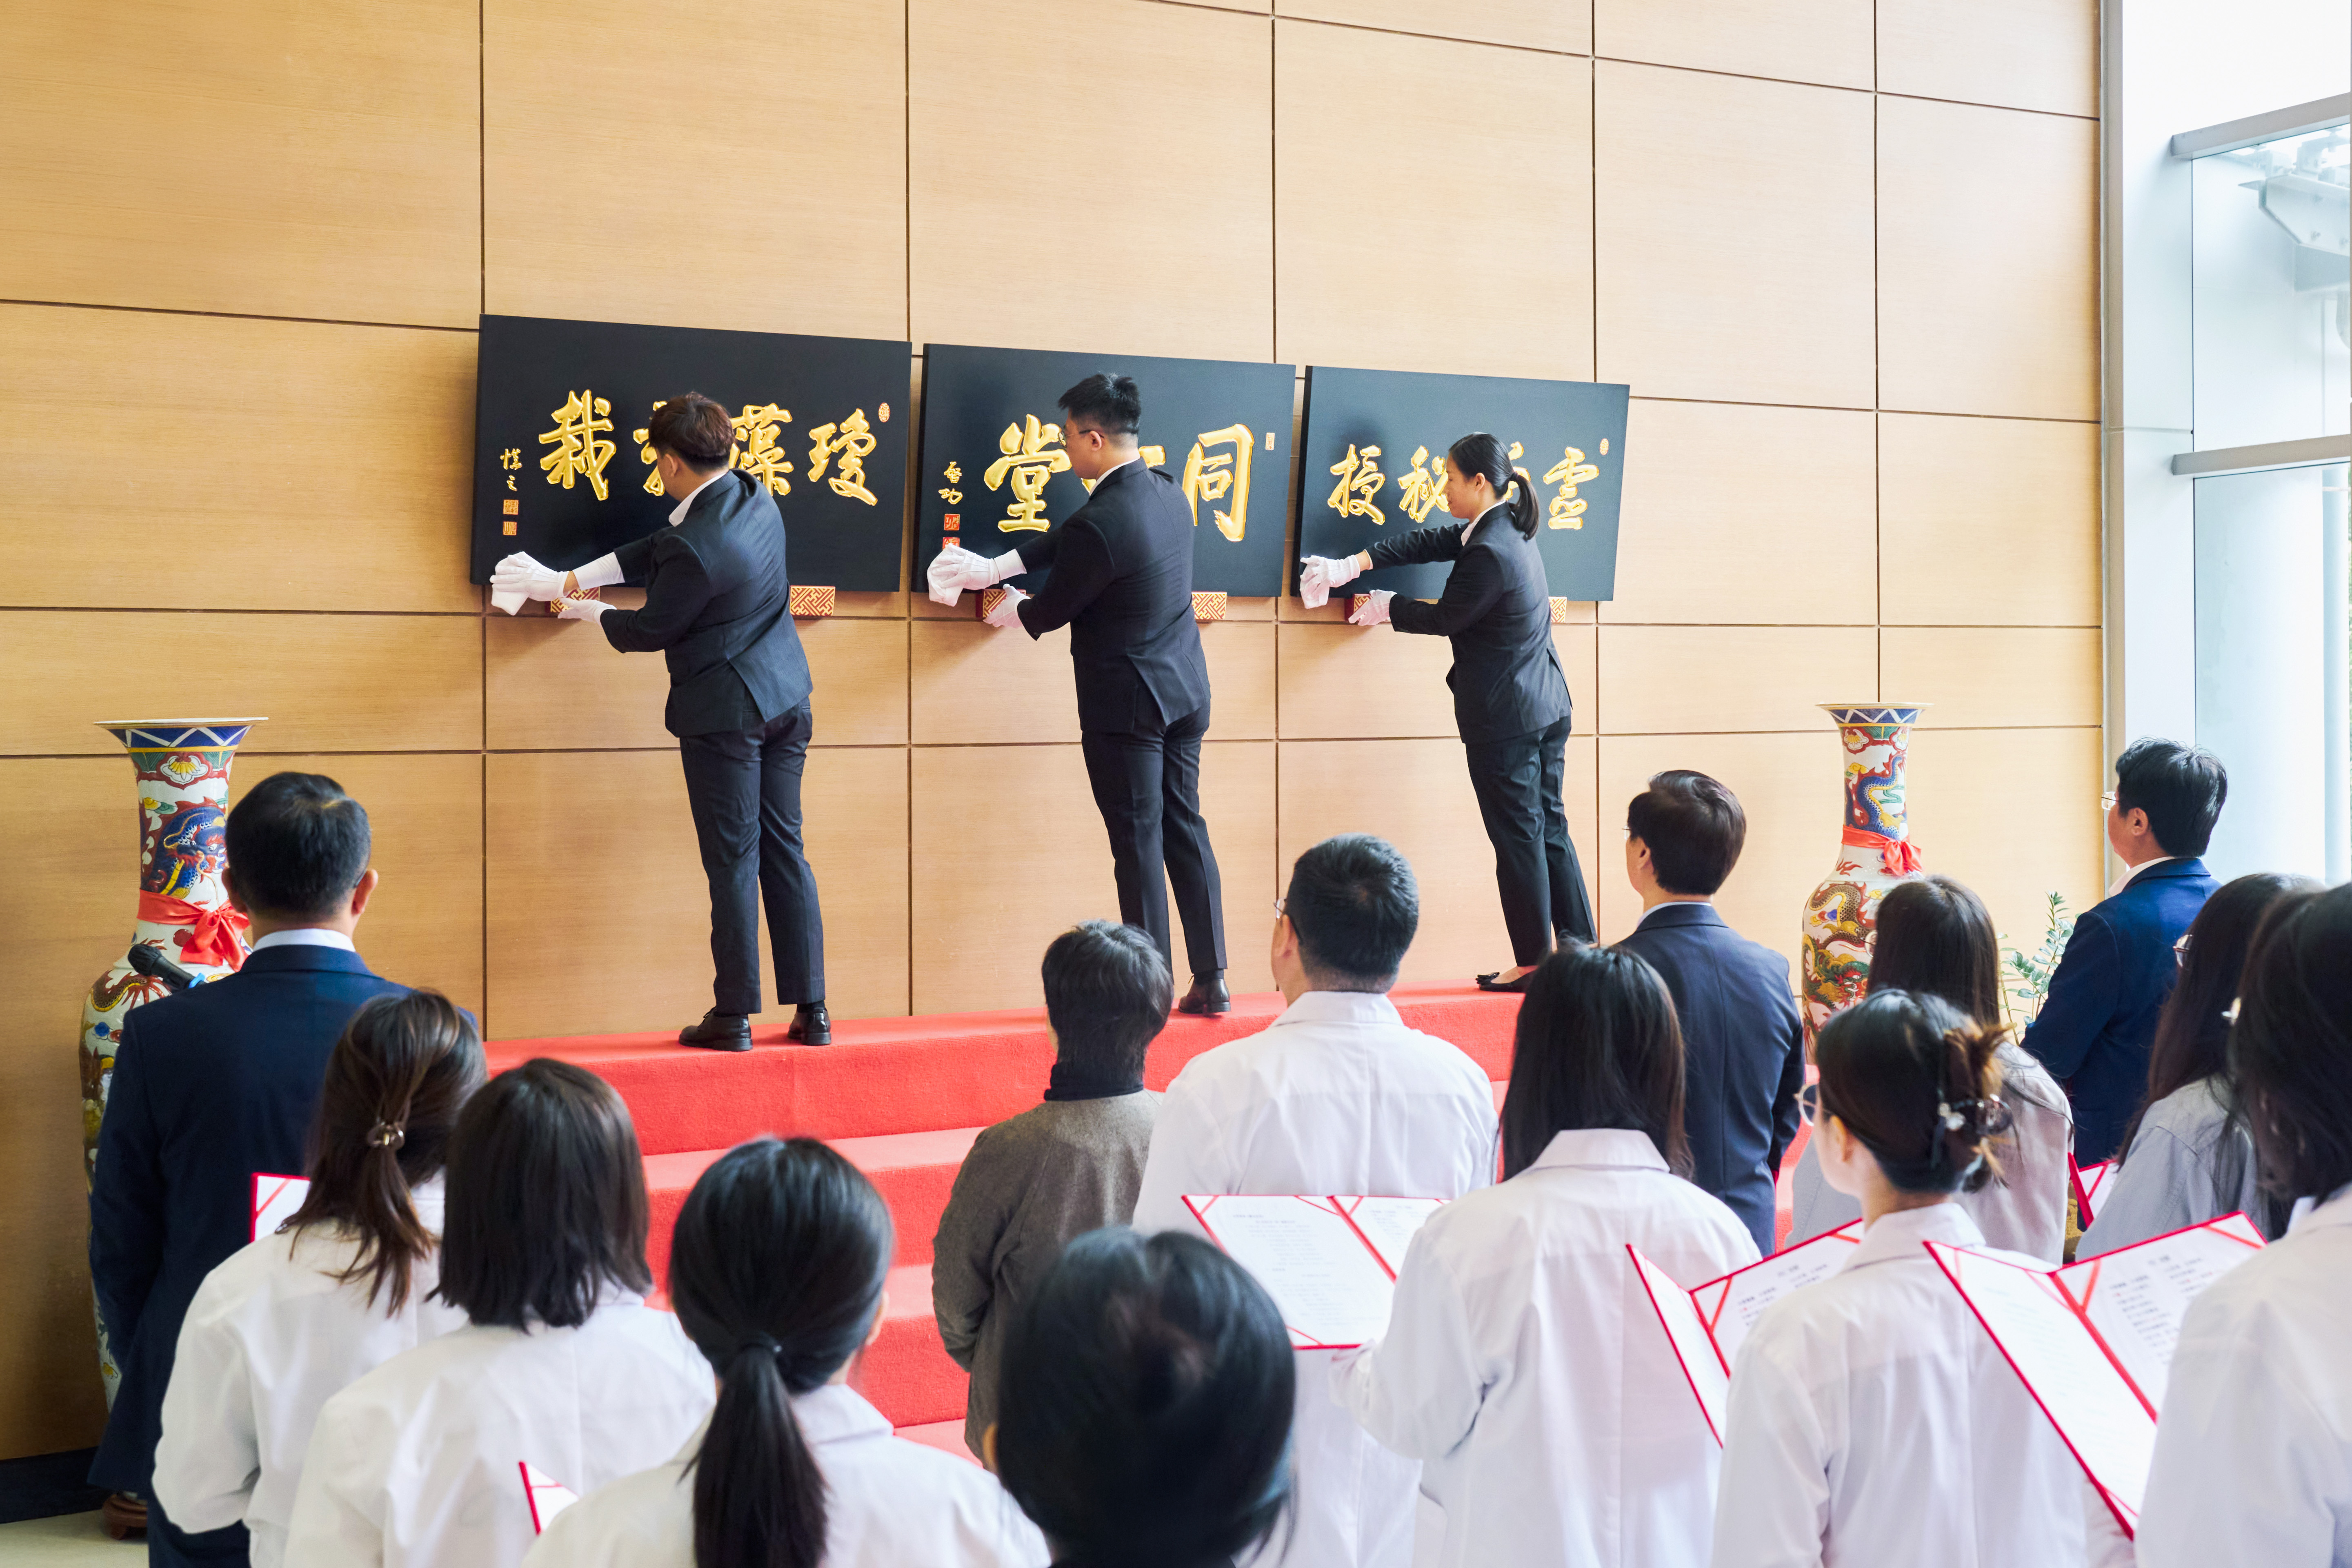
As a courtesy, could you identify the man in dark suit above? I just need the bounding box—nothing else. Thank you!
[89,772,410,1565]
[927,374,1227,1014]
[495,393,827,1049]
[1611,770,1805,1257]
[2024,738,2227,1163]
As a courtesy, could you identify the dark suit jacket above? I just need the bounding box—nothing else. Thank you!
[1614,903,1805,1256]
[1365,510,1573,745]
[2022,857,2218,1164]
[601,469,813,737]
[1012,460,1212,734]
[88,943,413,1493]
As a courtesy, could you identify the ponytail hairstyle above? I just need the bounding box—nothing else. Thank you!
[2229,883,2352,1206]
[995,1229,1295,1568]
[1445,431,1537,538]
[1503,945,1690,1179]
[286,990,484,1312]
[670,1139,893,1568]
[1814,989,2014,1196]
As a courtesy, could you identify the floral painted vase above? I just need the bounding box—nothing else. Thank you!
[1798,705,1926,1046]
[82,718,262,1398]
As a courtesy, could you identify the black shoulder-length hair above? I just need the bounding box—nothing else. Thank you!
[2230,884,2352,1206]
[1502,944,1690,1179]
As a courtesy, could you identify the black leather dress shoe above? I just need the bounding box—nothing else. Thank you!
[679,1010,753,1051]
[1176,973,1231,1016]
[787,1001,831,1046]
[1475,970,1536,994]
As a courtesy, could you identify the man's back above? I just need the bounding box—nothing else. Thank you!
[1027,462,1209,732]
[89,942,407,1495]
[1614,903,1804,1257]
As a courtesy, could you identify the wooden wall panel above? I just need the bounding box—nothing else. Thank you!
[487,615,909,751]
[1275,23,1593,380]
[1604,401,1878,625]
[909,0,1272,360]
[484,0,907,340]
[909,623,1082,745]
[1596,63,1875,408]
[1203,621,1278,741]
[1878,98,2098,420]
[1596,730,1849,965]
[1595,0,1871,89]
[1881,627,2102,730]
[1277,0,1587,54]
[1278,624,1598,740]
[1599,625,1878,734]
[1905,726,2106,954]
[1878,0,2099,118]
[0,307,478,614]
[0,613,480,757]
[227,753,486,1016]
[1879,413,2101,626]
[0,1,477,326]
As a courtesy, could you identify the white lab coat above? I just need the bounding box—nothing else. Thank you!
[2136,1185,2352,1566]
[1712,1203,2087,1568]
[283,1293,715,1568]
[522,1384,1045,1568]
[1787,1044,2072,1263]
[152,1181,469,1568]
[1334,1128,1758,1568]
[1131,989,1498,1568]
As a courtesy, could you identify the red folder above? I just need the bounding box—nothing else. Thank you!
[1183,1194,1445,1350]
[520,1460,580,1534]
[1927,1211,2264,1536]
[2069,1156,2116,1228]
[1630,1221,1865,1444]
[251,1172,311,1243]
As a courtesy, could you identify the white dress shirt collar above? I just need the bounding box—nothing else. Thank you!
[250,927,357,954]
[2288,1182,2352,1235]
[1460,499,1508,546]
[1841,1199,1983,1274]
[2106,854,2178,900]
[667,467,729,525]
[1524,1127,1670,1174]
[1090,454,1143,491]
[1269,990,1407,1030]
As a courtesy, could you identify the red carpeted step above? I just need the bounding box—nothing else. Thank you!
[848,1263,966,1429]
[894,1419,979,1465]
[487,985,1522,1158]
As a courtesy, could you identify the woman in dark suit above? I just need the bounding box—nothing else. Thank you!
[1300,431,1594,991]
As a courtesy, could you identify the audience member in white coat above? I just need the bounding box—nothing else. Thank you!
[526,1137,1043,1568]
[1714,991,2088,1568]
[1131,835,1498,1568]
[153,992,482,1568]
[1784,877,2073,1263]
[2138,883,2352,1566]
[285,1059,714,1568]
[2079,872,2312,1257]
[990,1228,1298,1568]
[1335,944,1758,1568]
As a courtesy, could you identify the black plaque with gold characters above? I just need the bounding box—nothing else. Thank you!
[1295,366,1630,603]
[470,314,911,591]
[916,344,1296,597]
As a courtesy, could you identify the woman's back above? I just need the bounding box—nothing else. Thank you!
[2079,1074,2263,1255]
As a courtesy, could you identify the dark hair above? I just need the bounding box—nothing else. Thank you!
[1815,990,2013,1195]
[285,991,484,1312]
[434,1059,651,1330]
[225,772,370,921]
[995,1229,1294,1568]
[1504,945,1689,1179]
[1285,834,1418,989]
[2113,737,2228,858]
[2230,884,2352,1204]
[2119,873,2313,1161]
[1043,921,1172,1083]
[1624,770,1745,896]
[669,1139,893,1568]
[1445,432,1536,538]
[1866,875,2002,1028]
[1057,374,1142,436]
[646,393,738,469]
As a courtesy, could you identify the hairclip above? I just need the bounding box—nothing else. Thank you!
[366,1120,406,1150]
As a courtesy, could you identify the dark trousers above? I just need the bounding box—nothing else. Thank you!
[1464,714,1596,966]
[1080,700,1227,978]
[678,700,825,1012]
[147,1492,249,1566]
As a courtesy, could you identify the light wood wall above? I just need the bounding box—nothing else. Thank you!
[0,0,2100,1458]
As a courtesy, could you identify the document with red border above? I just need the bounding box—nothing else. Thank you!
[520,1461,580,1534]
[1183,1194,1445,1350]
[251,1172,310,1243]
[2070,1157,2116,1228]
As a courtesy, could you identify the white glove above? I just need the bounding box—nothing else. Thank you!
[1298,552,1365,609]
[571,554,624,591]
[493,552,566,602]
[927,546,978,606]
[556,596,611,623]
[1347,589,1394,627]
[983,586,1030,629]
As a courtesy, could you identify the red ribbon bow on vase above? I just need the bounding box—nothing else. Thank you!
[1841,827,1923,878]
[137,892,251,970]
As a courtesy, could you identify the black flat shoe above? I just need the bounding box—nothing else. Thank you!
[787,1001,831,1046]
[1176,973,1231,1016]
[679,1010,753,1051]
[1476,971,1535,993]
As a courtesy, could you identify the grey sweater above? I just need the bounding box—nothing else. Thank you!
[931,1092,1160,1455]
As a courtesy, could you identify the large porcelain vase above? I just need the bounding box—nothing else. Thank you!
[82,718,262,1398]
[1798,705,1926,1045]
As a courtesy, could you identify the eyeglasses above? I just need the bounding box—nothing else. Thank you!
[1798,1082,1823,1127]
[2174,931,2192,967]
[1271,896,1287,919]
[2101,790,2119,813]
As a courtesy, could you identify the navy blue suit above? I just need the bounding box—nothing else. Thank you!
[2022,857,2217,1164]
[87,942,411,1559]
[1614,903,1806,1256]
